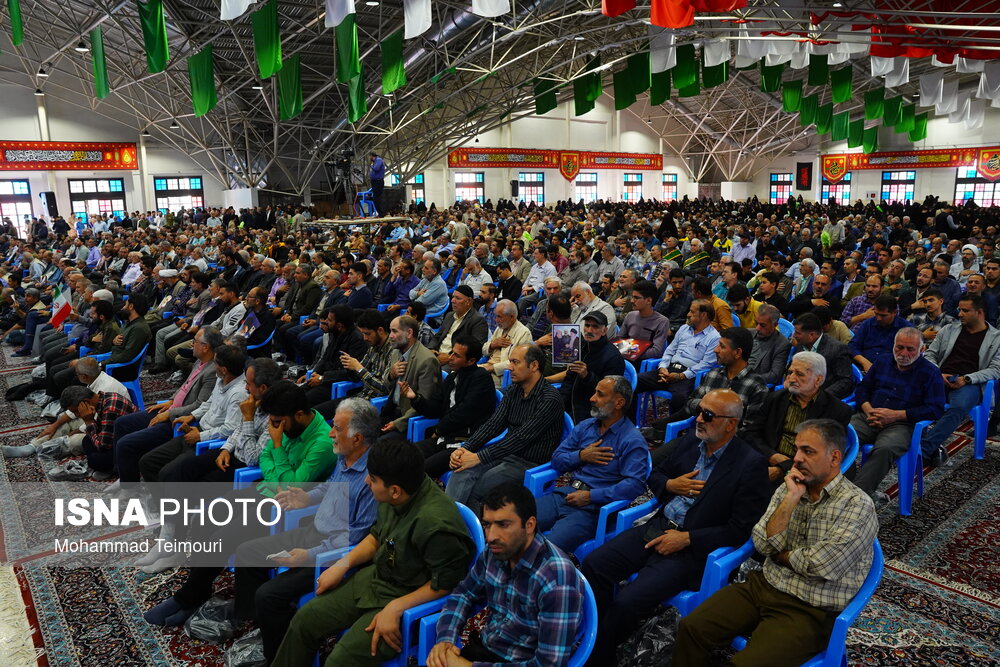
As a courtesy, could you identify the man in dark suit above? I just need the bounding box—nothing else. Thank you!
[380,314,443,434]
[496,262,523,303]
[429,285,489,365]
[745,351,852,486]
[581,389,771,665]
[296,305,368,406]
[786,272,842,319]
[790,313,856,399]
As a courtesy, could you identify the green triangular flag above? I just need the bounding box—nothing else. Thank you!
[678,81,700,97]
[187,45,217,116]
[91,27,110,100]
[760,60,783,93]
[864,87,884,121]
[807,54,829,86]
[673,44,697,90]
[848,119,864,148]
[534,78,558,115]
[863,125,879,154]
[347,64,367,123]
[896,104,915,133]
[799,94,818,126]
[883,95,902,126]
[830,66,852,103]
[7,0,23,46]
[137,0,169,74]
[277,54,302,121]
[380,30,406,95]
[336,14,360,84]
[702,60,727,88]
[251,0,281,79]
[650,70,671,106]
[613,69,636,110]
[627,52,650,95]
[831,111,849,141]
[782,80,802,112]
[815,103,833,135]
[909,113,928,142]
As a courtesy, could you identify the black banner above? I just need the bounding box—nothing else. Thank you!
[796,162,813,190]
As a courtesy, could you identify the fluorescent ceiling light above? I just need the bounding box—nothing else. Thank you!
[34,88,44,96]
[75,40,89,52]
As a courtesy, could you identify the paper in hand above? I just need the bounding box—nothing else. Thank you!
[267,550,292,560]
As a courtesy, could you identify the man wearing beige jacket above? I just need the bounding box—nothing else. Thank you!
[480,300,533,388]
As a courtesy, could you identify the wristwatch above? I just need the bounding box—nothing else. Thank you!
[963,375,972,385]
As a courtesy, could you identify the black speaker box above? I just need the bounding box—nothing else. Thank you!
[39,191,58,217]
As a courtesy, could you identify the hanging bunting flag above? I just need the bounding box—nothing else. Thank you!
[650,69,671,106]
[883,95,902,126]
[380,30,406,95]
[885,57,909,89]
[830,66,852,103]
[909,113,928,142]
[91,27,110,100]
[325,0,355,27]
[831,111,849,141]
[703,39,730,68]
[966,99,985,131]
[799,94,818,126]
[613,69,636,110]
[796,162,813,190]
[650,0,694,30]
[862,126,879,154]
[649,26,676,74]
[251,0,282,79]
[672,43,697,90]
[766,40,795,67]
[534,78,558,115]
[807,54,828,86]
[864,87,884,120]
[627,51,650,95]
[221,0,255,21]
[821,154,848,183]
[782,80,802,112]
[678,80,700,97]
[847,119,863,148]
[137,0,169,74]
[789,42,809,70]
[403,0,431,39]
[936,78,959,114]
[472,0,510,18]
[702,59,727,88]
[759,60,783,93]
[187,45,217,116]
[956,57,984,74]
[347,65,367,122]
[896,104,915,133]
[7,0,23,45]
[920,71,944,107]
[574,78,595,116]
[815,103,833,135]
[602,0,635,18]
[977,62,1000,100]
[828,50,849,66]
[870,56,894,77]
[336,14,360,84]
[948,91,971,123]
[277,54,302,121]
[976,148,1000,181]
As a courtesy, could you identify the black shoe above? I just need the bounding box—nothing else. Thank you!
[927,445,950,468]
[639,426,664,443]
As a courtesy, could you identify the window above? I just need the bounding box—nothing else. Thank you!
[954,166,999,206]
[454,172,484,204]
[68,178,126,220]
[0,179,32,237]
[623,173,642,201]
[821,172,852,205]
[575,172,598,203]
[391,172,425,205]
[662,173,678,201]
[518,172,545,206]
[769,173,793,204]
[153,175,204,213]
[880,170,916,203]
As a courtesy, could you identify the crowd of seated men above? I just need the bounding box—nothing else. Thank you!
[1,191,998,665]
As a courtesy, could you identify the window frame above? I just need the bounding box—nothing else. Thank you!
[769,172,793,205]
[954,166,998,207]
[517,171,545,206]
[623,173,642,201]
[391,172,426,205]
[821,172,852,205]
[0,179,32,238]
[68,177,127,220]
[662,173,678,201]
[575,172,598,203]
[880,170,916,204]
[454,172,485,204]
[153,175,205,213]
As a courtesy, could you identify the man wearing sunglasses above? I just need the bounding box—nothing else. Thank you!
[581,389,770,665]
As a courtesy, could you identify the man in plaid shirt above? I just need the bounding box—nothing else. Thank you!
[429,482,584,667]
[59,385,136,475]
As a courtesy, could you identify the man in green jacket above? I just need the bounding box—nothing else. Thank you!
[103,293,152,381]
[272,439,476,666]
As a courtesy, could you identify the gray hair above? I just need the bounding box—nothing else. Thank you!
[572,281,594,295]
[198,325,225,350]
[465,257,481,269]
[24,288,41,299]
[799,246,814,257]
[604,374,634,407]
[75,356,102,381]
[543,276,562,287]
[496,299,518,316]
[796,418,847,455]
[895,326,923,345]
[335,397,381,446]
[790,350,827,378]
[800,258,817,271]
[756,303,780,324]
[262,258,277,269]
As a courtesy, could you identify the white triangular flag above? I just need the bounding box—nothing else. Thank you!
[885,58,909,89]
[976,61,1000,99]
[325,0,355,27]
[936,78,959,114]
[871,56,893,77]
[220,0,254,21]
[703,39,730,68]
[471,0,509,18]
[919,70,944,107]
[650,26,676,74]
[965,99,985,131]
[404,0,432,39]
[956,57,984,74]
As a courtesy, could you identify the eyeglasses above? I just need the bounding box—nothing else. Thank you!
[695,407,739,423]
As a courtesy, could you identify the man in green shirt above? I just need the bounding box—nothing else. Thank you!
[272,439,476,666]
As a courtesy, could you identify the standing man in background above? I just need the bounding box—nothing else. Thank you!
[369,152,385,217]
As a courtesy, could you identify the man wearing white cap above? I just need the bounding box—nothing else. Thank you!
[951,244,981,286]
[144,268,187,323]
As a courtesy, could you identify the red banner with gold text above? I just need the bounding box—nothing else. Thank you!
[0,141,138,171]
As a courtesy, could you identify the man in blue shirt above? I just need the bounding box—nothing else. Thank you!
[409,257,450,318]
[849,295,910,373]
[369,152,385,217]
[430,482,584,667]
[538,375,649,554]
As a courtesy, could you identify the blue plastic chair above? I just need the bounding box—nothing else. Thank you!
[246,327,275,354]
[377,303,391,312]
[971,379,994,460]
[730,540,884,667]
[417,572,598,667]
[843,424,859,473]
[427,303,449,332]
[777,317,794,339]
[841,365,864,409]
[859,420,931,515]
[622,361,637,391]
[105,343,150,410]
[635,360,714,428]
[731,313,741,328]
[329,380,364,400]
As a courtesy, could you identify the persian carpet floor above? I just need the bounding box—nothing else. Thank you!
[0,395,998,664]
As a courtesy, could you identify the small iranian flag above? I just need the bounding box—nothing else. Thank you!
[50,283,72,328]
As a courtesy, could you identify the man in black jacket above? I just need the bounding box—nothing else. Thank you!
[581,389,770,665]
[786,272,841,319]
[296,305,368,406]
[744,351,852,486]
[495,262,523,303]
[554,310,626,423]
[790,313,856,399]
[400,336,497,476]
[429,285,489,364]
